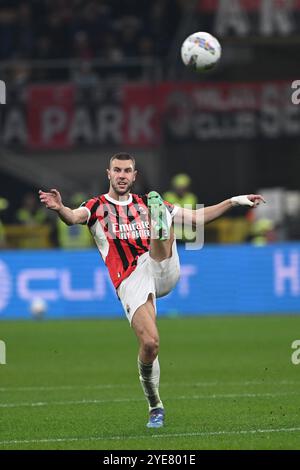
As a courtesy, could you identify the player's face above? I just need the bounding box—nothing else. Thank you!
[107,159,137,196]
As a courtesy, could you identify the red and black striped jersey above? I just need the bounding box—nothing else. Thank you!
[80,193,177,289]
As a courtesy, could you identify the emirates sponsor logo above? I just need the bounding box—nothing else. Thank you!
[112,221,150,240]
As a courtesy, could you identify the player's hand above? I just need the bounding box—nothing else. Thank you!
[231,194,266,208]
[39,189,63,211]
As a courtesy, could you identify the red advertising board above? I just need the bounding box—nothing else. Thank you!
[27,84,75,149]
[122,80,297,145]
[122,83,162,147]
[3,80,297,149]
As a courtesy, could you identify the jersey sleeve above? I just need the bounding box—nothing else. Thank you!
[163,200,179,218]
[79,197,99,226]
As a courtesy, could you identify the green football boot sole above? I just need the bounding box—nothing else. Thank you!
[147,191,170,241]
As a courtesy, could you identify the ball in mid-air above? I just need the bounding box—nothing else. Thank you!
[181,32,221,71]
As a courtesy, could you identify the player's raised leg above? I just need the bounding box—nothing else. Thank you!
[148,191,174,262]
[131,294,165,428]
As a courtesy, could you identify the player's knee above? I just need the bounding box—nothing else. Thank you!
[142,336,159,359]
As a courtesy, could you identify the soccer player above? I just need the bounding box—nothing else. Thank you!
[39,153,265,428]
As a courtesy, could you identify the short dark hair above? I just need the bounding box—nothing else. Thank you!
[109,153,136,169]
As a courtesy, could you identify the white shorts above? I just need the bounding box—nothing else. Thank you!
[117,239,180,324]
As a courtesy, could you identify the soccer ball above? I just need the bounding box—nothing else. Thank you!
[181,32,221,71]
[30,298,47,319]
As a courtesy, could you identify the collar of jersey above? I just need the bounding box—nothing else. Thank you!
[104,193,133,206]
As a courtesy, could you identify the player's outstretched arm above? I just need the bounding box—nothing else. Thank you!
[38,189,88,225]
[173,194,266,226]
[202,194,266,224]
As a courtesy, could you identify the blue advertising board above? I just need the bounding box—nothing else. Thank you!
[0,243,300,319]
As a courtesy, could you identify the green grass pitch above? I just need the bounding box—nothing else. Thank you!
[0,315,300,450]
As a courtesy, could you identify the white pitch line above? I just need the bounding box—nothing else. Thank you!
[0,426,300,447]
[0,379,299,393]
[0,391,298,409]
[0,384,136,392]
[0,398,142,408]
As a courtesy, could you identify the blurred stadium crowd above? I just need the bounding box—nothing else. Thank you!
[0,0,182,60]
[0,0,182,82]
